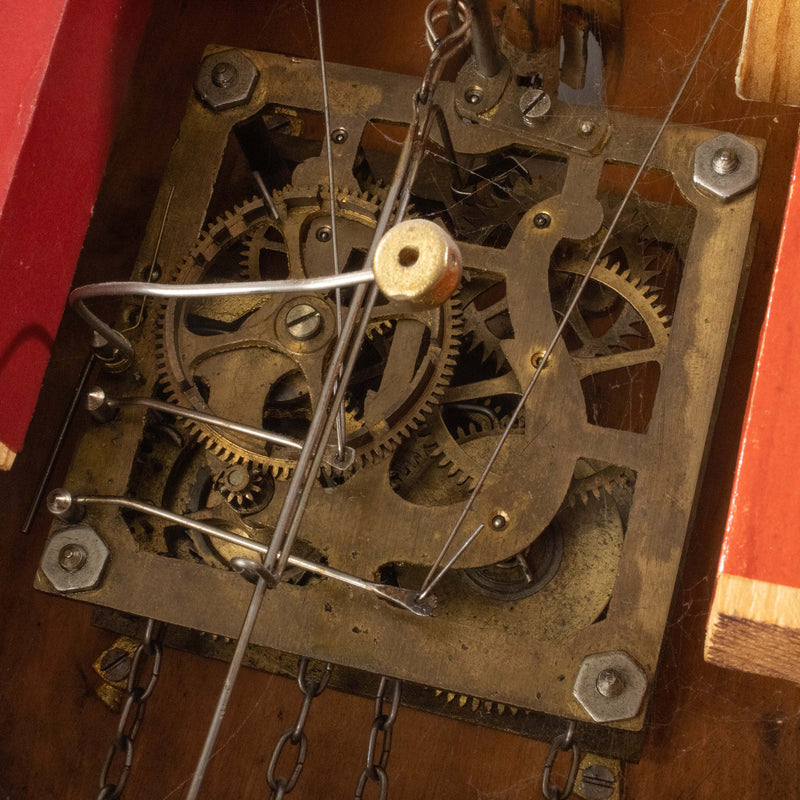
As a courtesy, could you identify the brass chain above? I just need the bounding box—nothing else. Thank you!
[267,658,333,800]
[354,678,403,800]
[97,620,164,800]
[541,721,581,800]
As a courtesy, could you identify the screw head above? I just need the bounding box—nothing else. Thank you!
[316,225,332,243]
[531,351,547,370]
[99,647,132,683]
[286,303,323,341]
[331,127,348,144]
[211,61,238,88]
[580,764,616,800]
[519,87,551,124]
[712,146,740,175]
[596,667,626,698]
[58,543,87,572]
[464,86,483,105]
[533,212,551,229]
[578,119,596,137]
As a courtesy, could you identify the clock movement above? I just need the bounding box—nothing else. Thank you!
[17,0,781,797]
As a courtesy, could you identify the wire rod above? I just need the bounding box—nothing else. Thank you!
[70,270,374,365]
[314,0,348,461]
[419,0,733,595]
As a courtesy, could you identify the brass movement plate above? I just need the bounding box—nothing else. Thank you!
[36,48,759,752]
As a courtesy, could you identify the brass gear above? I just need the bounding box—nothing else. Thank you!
[550,249,671,371]
[155,186,462,477]
[420,254,669,489]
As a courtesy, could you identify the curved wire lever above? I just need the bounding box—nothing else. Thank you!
[46,490,436,617]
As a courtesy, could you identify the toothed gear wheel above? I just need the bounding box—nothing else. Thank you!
[426,414,524,491]
[459,275,512,371]
[155,186,462,477]
[421,254,670,489]
[565,459,635,507]
[216,464,273,514]
[550,249,671,378]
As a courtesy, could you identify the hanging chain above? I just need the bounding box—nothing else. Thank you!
[354,677,403,800]
[541,721,581,800]
[97,619,164,800]
[267,658,334,800]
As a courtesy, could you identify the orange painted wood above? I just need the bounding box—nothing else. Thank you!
[706,130,800,683]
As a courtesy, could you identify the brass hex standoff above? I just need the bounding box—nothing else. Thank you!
[373,219,462,308]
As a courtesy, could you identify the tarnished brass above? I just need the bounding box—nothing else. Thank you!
[37,46,759,756]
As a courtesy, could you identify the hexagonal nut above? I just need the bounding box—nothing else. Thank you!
[41,525,109,592]
[693,132,759,201]
[573,650,648,723]
[195,49,259,112]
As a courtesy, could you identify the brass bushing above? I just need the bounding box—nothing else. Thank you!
[373,219,462,308]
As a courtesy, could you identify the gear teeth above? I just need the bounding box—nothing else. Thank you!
[157,184,462,476]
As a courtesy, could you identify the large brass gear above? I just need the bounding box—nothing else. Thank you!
[416,250,670,492]
[155,186,462,477]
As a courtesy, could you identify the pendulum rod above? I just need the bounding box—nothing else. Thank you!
[185,6,472,795]
[314,0,347,461]
[418,0,732,599]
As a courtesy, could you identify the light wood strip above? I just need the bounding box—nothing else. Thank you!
[736,0,800,106]
[706,573,800,684]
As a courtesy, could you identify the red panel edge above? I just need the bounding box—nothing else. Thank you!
[0,0,152,453]
[718,126,800,590]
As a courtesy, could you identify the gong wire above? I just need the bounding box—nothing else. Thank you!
[419,0,732,598]
[315,0,347,461]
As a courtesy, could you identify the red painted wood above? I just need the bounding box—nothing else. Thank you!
[720,129,800,590]
[0,0,152,454]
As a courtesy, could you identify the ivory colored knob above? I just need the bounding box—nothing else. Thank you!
[373,219,462,308]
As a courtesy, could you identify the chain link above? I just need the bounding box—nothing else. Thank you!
[354,677,402,800]
[541,721,581,800]
[97,619,164,800]
[266,658,333,799]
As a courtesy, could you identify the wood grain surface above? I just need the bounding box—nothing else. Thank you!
[1,1,799,798]
[737,0,800,105]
